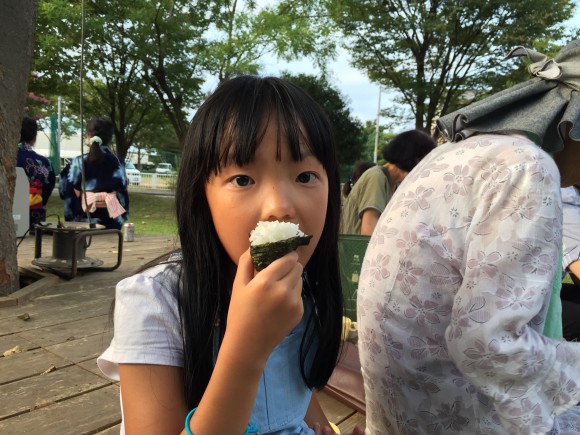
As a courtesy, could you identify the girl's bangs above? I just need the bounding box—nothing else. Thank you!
[199,76,335,182]
[215,102,311,172]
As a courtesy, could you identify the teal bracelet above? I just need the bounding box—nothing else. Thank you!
[185,408,196,435]
[184,407,259,435]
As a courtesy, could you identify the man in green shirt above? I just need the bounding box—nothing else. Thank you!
[340,130,436,235]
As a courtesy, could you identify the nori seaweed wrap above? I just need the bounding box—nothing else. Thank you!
[249,221,312,271]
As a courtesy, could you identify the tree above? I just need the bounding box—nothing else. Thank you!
[33,0,339,152]
[31,0,82,134]
[128,0,216,144]
[206,1,337,82]
[283,72,365,168]
[359,119,395,163]
[32,0,184,162]
[325,0,575,133]
[0,0,38,296]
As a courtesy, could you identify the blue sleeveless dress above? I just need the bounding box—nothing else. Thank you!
[214,298,317,434]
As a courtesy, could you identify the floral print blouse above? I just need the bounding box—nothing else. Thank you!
[358,134,580,434]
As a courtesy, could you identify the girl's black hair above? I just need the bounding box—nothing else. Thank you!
[20,116,38,143]
[86,117,114,164]
[175,75,343,408]
[342,160,375,197]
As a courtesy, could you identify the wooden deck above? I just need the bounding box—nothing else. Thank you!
[0,232,365,434]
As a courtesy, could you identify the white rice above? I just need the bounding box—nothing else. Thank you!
[249,221,305,246]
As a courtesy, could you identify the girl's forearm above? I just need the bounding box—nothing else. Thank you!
[185,333,267,435]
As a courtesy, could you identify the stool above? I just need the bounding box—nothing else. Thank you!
[32,222,123,279]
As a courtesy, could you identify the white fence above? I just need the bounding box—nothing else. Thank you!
[129,173,176,191]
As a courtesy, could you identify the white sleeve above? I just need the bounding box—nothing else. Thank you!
[97,264,183,380]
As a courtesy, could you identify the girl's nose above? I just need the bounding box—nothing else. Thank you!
[261,183,296,222]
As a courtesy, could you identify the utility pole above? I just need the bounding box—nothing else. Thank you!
[57,96,62,155]
[48,96,63,173]
[373,85,382,163]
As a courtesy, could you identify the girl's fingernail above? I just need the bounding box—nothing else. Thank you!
[313,423,320,431]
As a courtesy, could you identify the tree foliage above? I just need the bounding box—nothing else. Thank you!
[325,0,576,133]
[31,0,338,158]
[207,1,337,81]
[283,72,365,168]
[126,0,215,143]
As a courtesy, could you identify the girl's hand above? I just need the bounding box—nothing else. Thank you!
[311,422,335,435]
[226,248,304,363]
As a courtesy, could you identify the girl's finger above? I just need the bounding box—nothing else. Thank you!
[233,249,254,289]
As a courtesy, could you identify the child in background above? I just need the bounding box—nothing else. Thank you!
[98,76,362,435]
[16,116,55,232]
[342,160,375,199]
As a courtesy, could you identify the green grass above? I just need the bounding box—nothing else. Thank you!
[46,191,177,235]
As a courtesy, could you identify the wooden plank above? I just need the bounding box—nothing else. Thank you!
[337,412,366,434]
[95,423,122,434]
[0,348,71,385]
[318,391,356,425]
[18,314,110,347]
[324,341,366,415]
[0,334,39,355]
[0,294,114,336]
[0,385,121,435]
[0,233,182,431]
[45,331,114,364]
[0,365,110,420]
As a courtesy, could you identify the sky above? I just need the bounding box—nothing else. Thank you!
[203,0,580,128]
[260,50,382,125]
[201,47,383,125]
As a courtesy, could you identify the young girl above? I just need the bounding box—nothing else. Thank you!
[98,76,356,434]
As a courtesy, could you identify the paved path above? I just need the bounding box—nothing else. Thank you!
[0,233,364,434]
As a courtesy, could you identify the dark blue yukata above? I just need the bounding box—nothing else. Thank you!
[17,142,56,230]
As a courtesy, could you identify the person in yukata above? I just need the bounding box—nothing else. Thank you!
[16,116,55,232]
[358,40,580,434]
[58,161,81,222]
[65,117,129,229]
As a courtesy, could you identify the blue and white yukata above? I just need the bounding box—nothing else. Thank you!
[63,146,129,229]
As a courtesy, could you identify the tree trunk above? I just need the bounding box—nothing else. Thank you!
[0,0,38,296]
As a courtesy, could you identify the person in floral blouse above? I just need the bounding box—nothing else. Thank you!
[358,41,580,434]
[16,116,55,232]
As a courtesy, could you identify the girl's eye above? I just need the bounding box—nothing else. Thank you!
[296,172,318,184]
[230,175,254,187]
